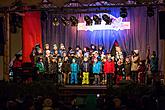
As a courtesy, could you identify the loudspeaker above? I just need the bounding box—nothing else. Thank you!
[159,11,165,40]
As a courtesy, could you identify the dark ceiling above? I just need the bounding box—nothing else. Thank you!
[0,0,152,7]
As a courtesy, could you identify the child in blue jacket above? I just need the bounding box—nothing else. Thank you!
[93,58,102,85]
[70,58,80,84]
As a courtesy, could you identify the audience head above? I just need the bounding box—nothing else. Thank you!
[42,98,53,107]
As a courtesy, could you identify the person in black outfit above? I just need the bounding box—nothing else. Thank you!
[50,57,58,83]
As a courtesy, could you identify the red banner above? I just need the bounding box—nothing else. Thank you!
[22,12,42,62]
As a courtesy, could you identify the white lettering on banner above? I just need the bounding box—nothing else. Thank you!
[78,14,130,31]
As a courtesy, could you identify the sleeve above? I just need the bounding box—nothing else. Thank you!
[70,64,72,72]
[77,64,80,72]
[112,62,115,73]
[104,62,107,73]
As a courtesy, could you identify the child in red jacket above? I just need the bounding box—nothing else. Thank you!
[104,56,115,86]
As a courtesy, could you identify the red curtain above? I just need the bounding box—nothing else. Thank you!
[22,11,42,62]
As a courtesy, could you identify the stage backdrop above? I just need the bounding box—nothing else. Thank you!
[23,11,42,62]
[41,7,164,71]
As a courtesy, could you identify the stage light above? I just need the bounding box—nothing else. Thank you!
[147,6,154,17]
[70,16,78,26]
[61,16,70,26]
[52,16,59,26]
[84,15,93,26]
[102,14,112,25]
[93,15,101,25]
[120,7,127,18]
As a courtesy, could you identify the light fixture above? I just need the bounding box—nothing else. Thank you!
[120,7,127,18]
[61,16,70,26]
[93,15,101,25]
[84,15,93,26]
[70,16,78,26]
[147,6,154,17]
[102,14,112,25]
[52,16,59,26]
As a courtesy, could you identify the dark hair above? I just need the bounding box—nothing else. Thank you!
[152,51,156,56]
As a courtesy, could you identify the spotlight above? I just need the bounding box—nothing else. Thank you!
[70,16,78,26]
[61,16,70,26]
[102,14,112,25]
[84,15,93,26]
[52,16,59,26]
[147,6,154,17]
[93,15,101,25]
[120,7,127,18]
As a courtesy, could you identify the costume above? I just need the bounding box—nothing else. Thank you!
[98,45,104,55]
[92,59,102,85]
[90,44,97,54]
[36,61,45,73]
[50,44,58,55]
[70,59,80,84]
[12,53,22,82]
[104,59,115,86]
[50,57,58,82]
[131,50,140,83]
[124,57,131,80]
[13,56,22,68]
[35,57,45,80]
[150,51,158,84]
[57,57,63,84]
[43,43,50,56]
[58,43,66,57]
[82,57,90,84]
[62,59,71,84]
[30,44,42,65]
[111,41,125,84]
[83,47,90,58]
[138,61,146,84]
[44,50,51,77]
[116,59,125,83]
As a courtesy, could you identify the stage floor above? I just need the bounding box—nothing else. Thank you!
[59,85,107,90]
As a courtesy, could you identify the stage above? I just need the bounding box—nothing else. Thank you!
[60,85,107,90]
[58,85,108,105]
[59,85,107,97]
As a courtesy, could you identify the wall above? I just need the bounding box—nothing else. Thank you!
[163,40,165,82]
[0,56,3,80]
[0,27,22,81]
[10,28,22,59]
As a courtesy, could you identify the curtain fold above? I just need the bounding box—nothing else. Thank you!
[23,11,42,62]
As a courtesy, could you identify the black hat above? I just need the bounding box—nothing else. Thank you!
[15,53,22,57]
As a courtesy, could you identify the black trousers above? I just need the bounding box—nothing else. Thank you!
[131,71,138,83]
[106,73,114,87]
